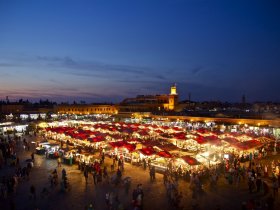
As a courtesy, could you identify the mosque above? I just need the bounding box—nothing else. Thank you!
[118,84,178,112]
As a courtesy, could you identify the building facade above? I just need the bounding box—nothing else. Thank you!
[0,104,24,114]
[56,104,118,115]
[119,84,179,112]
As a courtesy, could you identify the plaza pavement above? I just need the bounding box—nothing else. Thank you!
[0,135,280,210]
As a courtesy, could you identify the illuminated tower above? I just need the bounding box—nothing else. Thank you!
[168,84,178,110]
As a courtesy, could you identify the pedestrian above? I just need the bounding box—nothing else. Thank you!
[105,192,110,208]
[150,166,155,181]
[121,159,124,171]
[117,168,122,180]
[256,177,261,193]
[273,179,279,197]
[152,166,156,180]
[102,153,105,162]
[49,174,54,187]
[84,169,88,183]
[23,139,26,150]
[264,165,268,177]
[98,170,103,183]
[113,157,116,168]
[40,187,49,199]
[124,178,130,194]
[143,159,147,170]
[26,163,32,177]
[118,159,122,170]
[16,157,19,167]
[132,188,138,202]
[137,184,144,198]
[135,193,143,209]
[31,152,35,162]
[163,171,168,184]
[30,185,36,200]
[103,166,109,183]
[57,157,62,167]
[13,175,18,194]
[52,169,58,185]
[149,168,153,181]
[93,171,97,185]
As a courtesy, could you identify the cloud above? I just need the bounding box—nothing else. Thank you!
[75,91,105,98]
[191,66,204,75]
[37,56,77,66]
[37,55,143,73]
[65,71,108,78]
[35,55,168,81]
[0,63,18,67]
[2,54,169,82]
[155,75,166,80]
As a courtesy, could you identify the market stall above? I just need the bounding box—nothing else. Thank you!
[36,142,50,155]
[63,150,77,165]
[174,155,201,174]
[150,150,173,173]
[45,144,61,159]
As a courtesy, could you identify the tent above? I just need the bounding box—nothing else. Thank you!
[181,155,200,165]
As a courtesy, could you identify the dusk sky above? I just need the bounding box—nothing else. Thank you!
[0,0,280,103]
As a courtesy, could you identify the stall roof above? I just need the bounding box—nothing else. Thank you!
[204,135,222,146]
[195,135,208,144]
[156,143,178,151]
[196,128,207,134]
[123,142,136,152]
[222,137,239,145]
[233,140,263,150]
[139,147,156,156]
[109,141,125,148]
[137,130,149,136]
[88,136,104,143]
[157,150,172,158]
[173,132,186,140]
[181,155,200,165]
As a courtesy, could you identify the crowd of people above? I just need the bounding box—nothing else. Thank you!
[1,129,280,210]
[0,134,36,209]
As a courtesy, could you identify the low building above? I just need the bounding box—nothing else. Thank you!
[0,104,24,114]
[55,104,118,115]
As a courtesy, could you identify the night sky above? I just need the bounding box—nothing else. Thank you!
[0,0,280,103]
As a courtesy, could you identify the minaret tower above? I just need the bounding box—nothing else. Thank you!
[168,83,178,110]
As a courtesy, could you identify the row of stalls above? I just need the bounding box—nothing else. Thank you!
[36,141,99,166]
[40,121,276,173]
[36,141,61,158]
[0,122,28,137]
